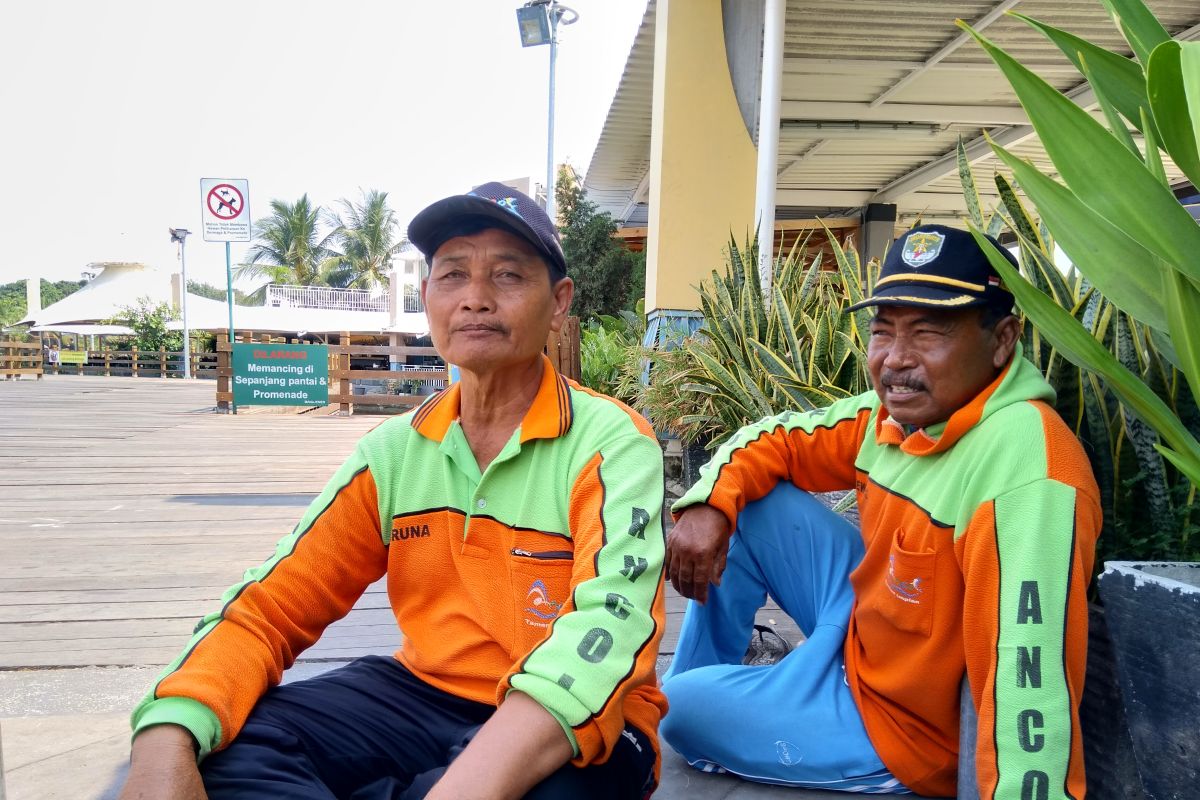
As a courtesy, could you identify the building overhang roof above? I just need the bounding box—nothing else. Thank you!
[585,0,1200,229]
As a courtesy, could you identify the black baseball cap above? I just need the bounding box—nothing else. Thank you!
[408,181,567,280]
[847,224,1016,312]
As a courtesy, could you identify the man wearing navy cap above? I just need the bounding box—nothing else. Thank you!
[120,183,668,800]
[661,225,1100,799]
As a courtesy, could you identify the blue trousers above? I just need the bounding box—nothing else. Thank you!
[200,656,656,799]
[661,485,909,793]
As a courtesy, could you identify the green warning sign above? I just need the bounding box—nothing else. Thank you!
[232,343,329,406]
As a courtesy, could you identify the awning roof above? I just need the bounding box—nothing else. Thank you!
[586,0,1200,228]
[29,324,135,336]
[173,295,430,336]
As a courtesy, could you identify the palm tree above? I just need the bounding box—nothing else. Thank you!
[324,189,406,290]
[237,195,340,287]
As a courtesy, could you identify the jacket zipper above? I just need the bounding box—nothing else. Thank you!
[511,548,573,560]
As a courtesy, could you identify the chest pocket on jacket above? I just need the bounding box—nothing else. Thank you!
[509,543,574,657]
[873,527,936,637]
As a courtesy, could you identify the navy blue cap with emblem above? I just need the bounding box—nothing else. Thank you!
[846,223,1016,312]
[408,181,568,280]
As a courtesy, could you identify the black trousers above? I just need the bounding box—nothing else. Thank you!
[200,656,656,799]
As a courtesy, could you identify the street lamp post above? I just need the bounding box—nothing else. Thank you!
[169,227,192,378]
[516,0,578,223]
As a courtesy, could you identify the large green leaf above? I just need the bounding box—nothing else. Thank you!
[988,141,1168,331]
[1099,0,1171,68]
[961,22,1200,279]
[968,225,1200,483]
[1146,41,1200,189]
[1079,53,1142,157]
[1163,266,1200,410]
[1185,42,1200,160]
[1013,12,1161,143]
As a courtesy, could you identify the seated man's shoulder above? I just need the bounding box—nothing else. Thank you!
[565,381,656,441]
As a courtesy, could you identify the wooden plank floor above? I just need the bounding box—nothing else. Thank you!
[0,375,798,673]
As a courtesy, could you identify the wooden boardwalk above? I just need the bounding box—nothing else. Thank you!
[0,375,810,800]
[0,376,388,670]
[0,375,796,673]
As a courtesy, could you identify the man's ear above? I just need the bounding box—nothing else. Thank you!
[549,276,574,332]
[992,314,1021,369]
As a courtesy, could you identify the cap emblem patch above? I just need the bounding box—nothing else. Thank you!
[901,231,946,268]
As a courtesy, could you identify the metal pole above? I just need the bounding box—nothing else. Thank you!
[180,236,191,378]
[225,241,236,414]
[545,3,559,222]
[755,0,786,300]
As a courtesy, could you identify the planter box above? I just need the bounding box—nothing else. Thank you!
[1098,562,1200,800]
[1081,603,1146,800]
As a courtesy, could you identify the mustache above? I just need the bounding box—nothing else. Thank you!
[880,371,925,391]
[454,322,508,334]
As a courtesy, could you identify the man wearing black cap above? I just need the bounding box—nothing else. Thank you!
[120,183,668,800]
[659,225,1099,799]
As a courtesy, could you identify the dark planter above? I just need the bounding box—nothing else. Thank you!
[1081,603,1147,800]
[1098,562,1200,800]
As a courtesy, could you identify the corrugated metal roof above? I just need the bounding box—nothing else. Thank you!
[586,0,1200,228]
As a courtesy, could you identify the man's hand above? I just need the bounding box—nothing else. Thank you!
[666,504,732,603]
[119,725,207,800]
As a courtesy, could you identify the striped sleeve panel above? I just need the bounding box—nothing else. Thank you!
[673,393,876,527]
[502,432,667,766]
[130,447,389,757]
[957,405,1099,800]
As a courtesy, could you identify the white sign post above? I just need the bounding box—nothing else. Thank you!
[200,178,251,412]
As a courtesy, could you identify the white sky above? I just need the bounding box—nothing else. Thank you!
[0,0,646,287]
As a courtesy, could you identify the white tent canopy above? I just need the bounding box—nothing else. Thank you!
[20,262,172,328]
[20,262,431,337]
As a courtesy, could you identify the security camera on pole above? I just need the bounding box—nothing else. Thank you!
[515,0,578,223]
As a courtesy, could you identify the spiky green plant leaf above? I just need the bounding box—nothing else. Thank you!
[961,22,1200,278]
[989,142,1168,331]
[969,225,1200,485]
[1098,0,1171,68]
[1146,41,1200,188]
[1013,12,1162,143]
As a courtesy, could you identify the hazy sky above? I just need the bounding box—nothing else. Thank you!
[0,0,646,287]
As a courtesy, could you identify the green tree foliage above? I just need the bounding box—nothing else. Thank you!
[108,297,183,352]
[0,279,86,328]
[186,280,257,306]
[555,167,645,320]
[580,303,645,396]
[238,195,340,287]
[324,189,406,290]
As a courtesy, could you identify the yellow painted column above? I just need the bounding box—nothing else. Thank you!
[645,0,758,315]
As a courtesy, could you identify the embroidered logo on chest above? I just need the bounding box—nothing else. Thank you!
[885,554,926,604]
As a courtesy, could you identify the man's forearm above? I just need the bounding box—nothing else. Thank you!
[425,691,573,800]
[119,724,207,800]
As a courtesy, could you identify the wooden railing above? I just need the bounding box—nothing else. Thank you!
[215,332,446,414]
[35,349,219,378]
[213,321,581,416]
[1,339,43,380]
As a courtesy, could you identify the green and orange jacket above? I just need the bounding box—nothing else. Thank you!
[675,345,1099,799]
[132,356,669,775]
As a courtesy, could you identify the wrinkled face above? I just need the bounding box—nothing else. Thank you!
[422,227,573,376]
[867,305,1015,429]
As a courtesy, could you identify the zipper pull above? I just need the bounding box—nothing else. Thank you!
[511,548,533,557]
